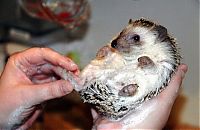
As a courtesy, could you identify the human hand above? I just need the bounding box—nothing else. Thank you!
[92,64,188,130]
[0,48,79,130]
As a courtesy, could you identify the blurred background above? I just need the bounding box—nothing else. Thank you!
[0,0,199,129]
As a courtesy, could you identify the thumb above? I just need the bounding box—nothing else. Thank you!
[159,64,188,103]
[29,80,73,105]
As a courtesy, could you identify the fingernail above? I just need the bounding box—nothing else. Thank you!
[91,109,98,120]
[70,63,78,68]
[180,64,188,73]
[180,70,185,79]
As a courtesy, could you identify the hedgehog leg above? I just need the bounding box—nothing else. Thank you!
[118,84,139,97]
[138,56,154,68]
[96,45,111,59]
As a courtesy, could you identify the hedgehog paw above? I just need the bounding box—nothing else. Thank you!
[138,56,154,68]
[118,84,139,97]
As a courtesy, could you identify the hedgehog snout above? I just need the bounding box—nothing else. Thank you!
[111,39,118,49]
[111,38,132,53]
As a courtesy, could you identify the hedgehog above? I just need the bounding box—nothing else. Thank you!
[78,18,181,120]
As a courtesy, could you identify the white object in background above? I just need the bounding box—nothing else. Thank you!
[0,44,5,73]
[5,42,30,56]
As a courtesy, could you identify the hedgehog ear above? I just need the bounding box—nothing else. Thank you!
[154,25,168,42]
[128,19,133,24]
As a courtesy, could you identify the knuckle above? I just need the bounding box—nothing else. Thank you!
[40,47,54,53]
[48,81,69,99]
[58,82,68,95]
[25,47,54,57]
[7,52,21,64]
[9,51,20,60]
[25,47,40,54]
[40,47,59,58]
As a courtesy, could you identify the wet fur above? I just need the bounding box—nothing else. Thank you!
[80,18,181,120]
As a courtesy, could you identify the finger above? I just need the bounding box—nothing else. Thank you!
[91,108,99,121]
[92,114,122,130]
[51,66,83,91]
[32,76,57,84]
[35,63,80,81]
[95,119,122,130]
[40,48,79,71]
[73,69,80,76]
[16,48,79,72]
[31,64,81,90]
[52,66,80,81]
[17,109,42,130]
[158,64,188,103]
[30,80,73,104]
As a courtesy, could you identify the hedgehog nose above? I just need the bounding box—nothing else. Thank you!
[111,39,118,48]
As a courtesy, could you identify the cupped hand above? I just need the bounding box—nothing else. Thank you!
[92,64,188,130]
[0,48,79,130]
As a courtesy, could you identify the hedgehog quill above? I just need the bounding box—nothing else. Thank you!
[75,18,181,120]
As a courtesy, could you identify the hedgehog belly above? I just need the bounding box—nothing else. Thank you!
[79,59,174,120]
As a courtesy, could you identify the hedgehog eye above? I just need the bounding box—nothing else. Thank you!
[127,34,140,43]
[132,34,140,42]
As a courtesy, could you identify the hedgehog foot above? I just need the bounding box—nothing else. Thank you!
[118,84,139,97]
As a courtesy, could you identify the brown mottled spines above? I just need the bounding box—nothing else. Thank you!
[130,18,155,28]
[168,36,181,66]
